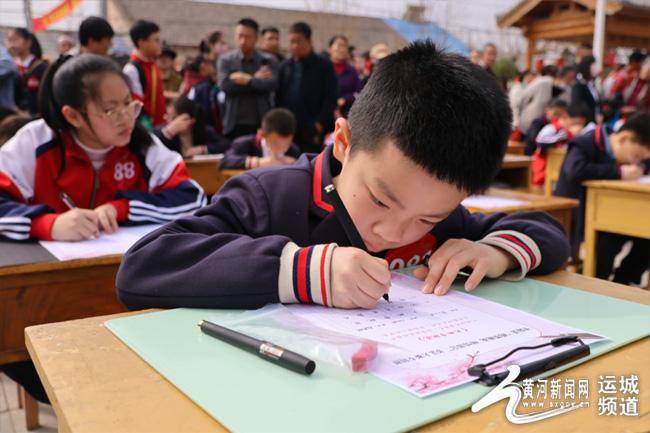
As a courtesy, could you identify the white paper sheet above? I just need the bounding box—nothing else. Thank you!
[287,273,606,397]
[636,176,650,184]
[462,195,528,209]
[39,224,161,261]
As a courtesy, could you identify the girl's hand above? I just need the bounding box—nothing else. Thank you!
[51,209,100,241]
[94,203,119,234]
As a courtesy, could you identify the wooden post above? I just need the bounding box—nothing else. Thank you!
[526,36,535,70]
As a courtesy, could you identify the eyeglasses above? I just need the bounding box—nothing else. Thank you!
[86,100,143,123]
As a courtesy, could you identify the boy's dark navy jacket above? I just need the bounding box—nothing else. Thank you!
[220,133,302,169]
[554,125,619,255]
[117,145,570,310]
[153,125,231,156]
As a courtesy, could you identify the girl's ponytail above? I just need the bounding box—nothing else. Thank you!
[38,54,73,131]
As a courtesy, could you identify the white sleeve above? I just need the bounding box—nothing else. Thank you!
[144,133,184,191]
[123,62,143,97]
[0,119,54,200]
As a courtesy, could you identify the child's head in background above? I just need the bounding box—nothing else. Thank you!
[259,108,296,156]
[544,98,569,123]
[330,40,511,253]
[39,54,151,152]
[129,20,161,60]
[610,112,650,165]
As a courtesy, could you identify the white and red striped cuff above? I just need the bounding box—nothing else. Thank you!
[278,242,338,307]
[477,230,541,280]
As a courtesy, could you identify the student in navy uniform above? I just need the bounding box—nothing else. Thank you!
[154,96,230,158]
[555,112,650,284]
[221,108,300,169]
[117,41,570,311]
[5,28,48,115]
[187,55,223,135]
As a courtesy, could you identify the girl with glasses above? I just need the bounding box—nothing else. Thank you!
[0,54,206,242]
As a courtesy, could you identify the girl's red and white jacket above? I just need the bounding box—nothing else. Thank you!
[0,119,206,241]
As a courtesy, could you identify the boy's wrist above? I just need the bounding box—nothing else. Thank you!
[476,230,541,281]
[278,242,338,307]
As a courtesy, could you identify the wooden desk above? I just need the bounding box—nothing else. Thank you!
[506,140,526,155]
[0,251,126,366]
[496,154,533,189]
[464,188,578,236]
[184,157,226,196]
[583,180,650,277]
[26,272,649,433]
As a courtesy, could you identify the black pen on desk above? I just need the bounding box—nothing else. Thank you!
[197,320,316,375]
[59,191,77,210]
[324,184,390,302]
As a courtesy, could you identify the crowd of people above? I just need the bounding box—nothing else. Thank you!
[0,13,649,407]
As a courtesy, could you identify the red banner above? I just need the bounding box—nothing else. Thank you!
[32,0,83,33]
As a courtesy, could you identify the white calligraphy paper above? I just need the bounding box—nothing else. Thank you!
[288,273,606,397]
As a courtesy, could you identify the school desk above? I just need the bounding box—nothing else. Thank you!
[583,180,650,278]
[496,154,533,189]
[0,242,125,366]
[463,188,578,236]
[506,140,526,155]
[184,156,227,196]
[25,271,649,433]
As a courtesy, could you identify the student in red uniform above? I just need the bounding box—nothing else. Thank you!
[5,28,48,115]
[0,54,206,242]
[531,102,594,186]
[123,20,165,129]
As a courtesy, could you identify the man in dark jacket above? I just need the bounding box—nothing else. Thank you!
[276,22,337,154]
[218,18,278,139]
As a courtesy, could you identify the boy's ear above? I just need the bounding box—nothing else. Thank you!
[61,105,86,129]
[332,117,351,163]
[257,128,264,138]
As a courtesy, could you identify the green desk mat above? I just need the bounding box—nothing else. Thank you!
[106,278,649,433]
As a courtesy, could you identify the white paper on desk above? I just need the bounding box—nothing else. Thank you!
[287,274,606,398]
[636,176,650,184]
[462,195,528,209]
[39,224,161,261]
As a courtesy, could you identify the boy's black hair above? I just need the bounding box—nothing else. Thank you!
[619,112,650,146]
[559,65,576,78]
[173,96,206,145]
[161,41,177,59]
[78,16,114,46]
[547,98,569,110]
[237,18,259,33]
[289,22,312,39]
[261,108,296,136]
[38,54,151,161]
[629,50,647,64]
[347,40,512,194]
[0,114,31,146]
[541,65,558,77]
[12,28,42,59]
[567,102,591,120]
[0,106,18,124]
[261,26,279,36]
[129,20,160,47]
[577,55,595,81]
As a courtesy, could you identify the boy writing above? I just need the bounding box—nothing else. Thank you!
[555,112,650,284]
[221,108,301,169]
[117,41,569,310]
